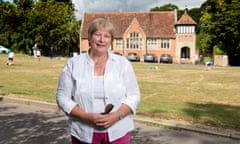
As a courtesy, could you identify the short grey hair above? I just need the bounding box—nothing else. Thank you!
[88,18,114,43]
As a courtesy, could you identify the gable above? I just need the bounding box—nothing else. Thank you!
[123,18,145,38]
[177,13,197,25]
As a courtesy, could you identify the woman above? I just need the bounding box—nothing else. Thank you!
[56,18,140,144]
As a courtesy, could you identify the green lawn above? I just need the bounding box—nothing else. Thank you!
[1,54,240,132]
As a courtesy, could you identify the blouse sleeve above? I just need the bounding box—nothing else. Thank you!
[122,61,141,114]
[56,60,77,114]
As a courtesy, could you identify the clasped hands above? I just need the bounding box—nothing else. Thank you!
[86,104,119,129]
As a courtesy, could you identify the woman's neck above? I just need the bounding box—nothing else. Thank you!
[89,49,108,76]
[90,50,108,64]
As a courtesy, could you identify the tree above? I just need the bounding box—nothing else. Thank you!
[188,8,202,33]
[30,1,80,56]
[13,0,34,10]
[200,0,240,65]
[0,0,80,56]
[0,1,20,48]
[150,3,179,11]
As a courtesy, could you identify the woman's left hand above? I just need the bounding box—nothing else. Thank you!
[95,112,119,128]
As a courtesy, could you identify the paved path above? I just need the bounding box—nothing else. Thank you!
[0,103,239,144]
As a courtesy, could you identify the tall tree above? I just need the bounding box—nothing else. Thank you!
[31,0,78,56]
[12,0,35,52]
[200,0,240,65]
[0,0,80,56]
[0,1,18,48]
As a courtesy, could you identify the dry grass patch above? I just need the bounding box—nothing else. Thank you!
[135,63,240,131]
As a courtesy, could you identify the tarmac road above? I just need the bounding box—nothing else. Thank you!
[0,103,239,144]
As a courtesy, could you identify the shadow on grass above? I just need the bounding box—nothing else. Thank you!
[183,102,240,131]
[0,106,69,144]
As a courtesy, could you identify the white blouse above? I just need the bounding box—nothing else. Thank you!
[93,76,105,113]
[56,50,140,143]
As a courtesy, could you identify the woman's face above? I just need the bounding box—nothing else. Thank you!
[90,29,112,55]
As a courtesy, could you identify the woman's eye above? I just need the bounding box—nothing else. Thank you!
[104,35,111,39]
[94,33,101,36]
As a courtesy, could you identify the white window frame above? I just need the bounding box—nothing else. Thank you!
[160,38,170,49]
[126,32,143,49]
[115,38,123,49]
[147,38,157,49]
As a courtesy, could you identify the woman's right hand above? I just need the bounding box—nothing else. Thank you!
[69,105,118,128]
[69,105,105,126]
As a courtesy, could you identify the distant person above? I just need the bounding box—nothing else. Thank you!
[32,43,38,58]
[205,58,213,71]
[7,51,14,65]
[56,18,140,144]
[36,50,41,61]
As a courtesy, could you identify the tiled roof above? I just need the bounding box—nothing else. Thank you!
[177,12,197,25]
[81,11,176,38]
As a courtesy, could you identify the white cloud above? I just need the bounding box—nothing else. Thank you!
[73,0,206,20]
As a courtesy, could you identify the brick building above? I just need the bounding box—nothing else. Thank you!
[80,10,197,64]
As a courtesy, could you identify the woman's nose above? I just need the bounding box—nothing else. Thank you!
[99,35,104,41]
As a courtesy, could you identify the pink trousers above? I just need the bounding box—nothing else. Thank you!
[71,132,130,144]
